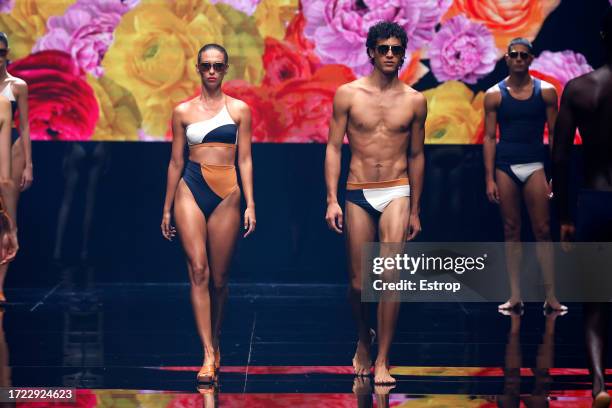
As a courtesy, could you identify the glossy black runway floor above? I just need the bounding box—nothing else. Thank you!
[1,280,609,407]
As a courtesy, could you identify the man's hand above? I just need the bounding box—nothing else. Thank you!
[486,179,500,203]
[407,213,421,241]
[325,202,343,234]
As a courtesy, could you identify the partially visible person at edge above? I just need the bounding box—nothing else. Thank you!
[553,7,612,407]
[0,32,31,300]
[0,93,17,265]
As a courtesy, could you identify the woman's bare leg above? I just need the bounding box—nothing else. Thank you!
[206,189,241,366]
[0,139,25,300]
[174,180,215,367]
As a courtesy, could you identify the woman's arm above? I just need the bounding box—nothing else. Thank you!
[161,106,186,240]
[0,97,15,222]
[236,100,255,237]
[14,80,32,191]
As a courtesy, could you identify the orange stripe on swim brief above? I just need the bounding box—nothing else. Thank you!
[346,177,409,191]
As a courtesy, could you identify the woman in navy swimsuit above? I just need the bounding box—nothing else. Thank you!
[161,44,256,383]
[0,32,31,303]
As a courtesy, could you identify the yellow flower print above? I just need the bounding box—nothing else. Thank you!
[87,75,142,141]
[423,81,485,144]
[0,0,75,59]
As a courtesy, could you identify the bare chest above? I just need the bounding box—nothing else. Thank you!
[348,93,413,134]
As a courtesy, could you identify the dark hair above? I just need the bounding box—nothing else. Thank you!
[0,32,8,48]
[602,7,612,51]
[366,21,408,51]
[197,43,228,65]
[507,37,533,54]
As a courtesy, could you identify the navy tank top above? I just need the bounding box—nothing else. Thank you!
[495,78,547,165]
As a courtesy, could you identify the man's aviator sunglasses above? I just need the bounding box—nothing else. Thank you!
[508,51,531,59]
[375,45,405,56]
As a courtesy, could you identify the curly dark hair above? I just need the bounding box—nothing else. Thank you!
[365,21,407,52]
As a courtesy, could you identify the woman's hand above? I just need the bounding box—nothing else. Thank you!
[243,207,256,238]
[161,210,176,241]
[20,164,33,191]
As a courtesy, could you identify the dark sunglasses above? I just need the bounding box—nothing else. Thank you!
[0,49,7,57]
[508,51,531,59]
[198,62,226,72]
[376,45,405,56]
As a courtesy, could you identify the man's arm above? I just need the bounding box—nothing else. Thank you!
[483,89,500,203]
[542,84,559,152]
[552,80,577,225]
[408,92,426,220]
[324,85,350,233]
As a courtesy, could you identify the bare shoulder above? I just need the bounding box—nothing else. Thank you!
[9,76,27,88]
[173,98,194,120]
[226,95,250,114]
[336,79,362,98]
[539,80,557,91]
[8,76,27,97]
[564,70,600,95]
[402,84,425,101]
[484,84,501,108]
[485,83,501,97]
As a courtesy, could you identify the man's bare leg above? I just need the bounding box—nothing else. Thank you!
[522,170,566,311]
[345,201,377,376]
[584,302,610,406]
[375,197,409,384]
[496,169,523,310]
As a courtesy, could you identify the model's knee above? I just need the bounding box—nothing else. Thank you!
[532,222,551,241]
[189,263,210,287]
[503,220,520,240]
[213,279,228,294]
[379,229,405,243]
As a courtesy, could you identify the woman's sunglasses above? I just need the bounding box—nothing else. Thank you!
[375,45,405,56]
[0,49,7,57]
[508,51,531,60]
[198,62,226,72]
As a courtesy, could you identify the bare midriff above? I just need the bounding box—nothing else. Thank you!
[347,132,410,184]
[189,143,236,166]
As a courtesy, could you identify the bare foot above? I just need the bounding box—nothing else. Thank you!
[352,330,374,376]
[352,341,372,376]
[543,298,568,312]
[374,383,396,395]
[352,376,372,395]
[374,364,396,384]
[498,299,523,310]
[593,391,611,408]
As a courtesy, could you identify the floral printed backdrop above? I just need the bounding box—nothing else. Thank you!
[0,0,597,142]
